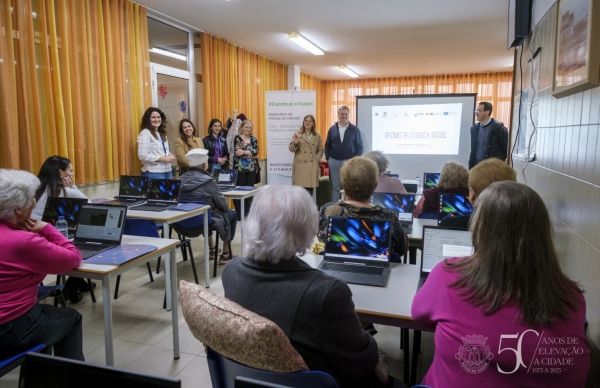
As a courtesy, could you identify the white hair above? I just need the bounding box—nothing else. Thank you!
[0,169,40,220]
[243,185,318,263]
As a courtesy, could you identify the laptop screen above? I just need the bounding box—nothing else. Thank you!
[42,197,88,228]
[371,193,415,222]
[423,173,440,189]
[214,169,238,185]
[325,217,392,263]
[383,173,399,178]
[76,205,125,242]
[422,226,473,273]
[438,193,473,225]
[119,175,149,198]
[148,179,181,202]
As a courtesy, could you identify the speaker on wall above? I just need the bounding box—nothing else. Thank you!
[508,0,533,49]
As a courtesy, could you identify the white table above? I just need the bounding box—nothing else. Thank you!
[223,188,261,256]
[63,235,180,366]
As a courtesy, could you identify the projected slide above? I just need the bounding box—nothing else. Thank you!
[372,103,463,155]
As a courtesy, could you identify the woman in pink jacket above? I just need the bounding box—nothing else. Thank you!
[0,169,84,361]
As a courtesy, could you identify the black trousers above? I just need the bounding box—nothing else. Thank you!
[233,171,256,220]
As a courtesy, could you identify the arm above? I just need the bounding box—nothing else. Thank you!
[137,130,159,164]
[316,133,324,160]
[324,128,331,160]
[391,214,408,257]
[355,127,364,156]
[63,186,89,201]
[175,139,191,167]
[413,196,425,218]
[222,139,230,161]
[209,181,229,212]
[18,224,82,274]
[249,136,259,157]
[411,263,448,329]
[499,126,509,160]
[468,125,476,169]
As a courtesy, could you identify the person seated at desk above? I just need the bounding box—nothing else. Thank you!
[363,150,407,194]
[179,149,238,264]
[440,158,516,229]
[318,157,407,261]
[0,169,84,361]
[412,181,590,387]
[223,185,407,388]
[414,161,468,218]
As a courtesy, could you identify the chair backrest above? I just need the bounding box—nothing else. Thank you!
[173,200,211,231]
[123,218,161,238]
[418,212,438,220]
[0,344,45,378]
[207,347,338,388]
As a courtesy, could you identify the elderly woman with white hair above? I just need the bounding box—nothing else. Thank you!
[0,169,84,361]
[222,185,407,388]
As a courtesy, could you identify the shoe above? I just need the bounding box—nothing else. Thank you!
[209,248,223,259]
[218,253,238,265]
[363,323,378,336]
[62,288,83,304]
[77,281,96,292]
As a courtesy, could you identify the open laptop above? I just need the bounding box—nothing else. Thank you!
[20,353,181,388]
[418,225,472,290]
[423,172,440,189]
[130,179,181,212]
[42,197,88,239]
[317,216,392,287]
[102,175,149,207]
[438,193,474,225]
[214,168,239,192]
[73,204,127,259]
[401,180,418,194]
[371,193,416,233]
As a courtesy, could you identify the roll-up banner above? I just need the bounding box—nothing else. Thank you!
[265,90,316,185]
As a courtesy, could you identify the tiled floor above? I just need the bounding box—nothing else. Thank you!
[0,227,434,387]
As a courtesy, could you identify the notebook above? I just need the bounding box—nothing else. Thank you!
[73,204,127,259]
[317,217,392,287]
[214,169,239,192]
[438,193,474,225]
[42,197,88,239]
[371,193,416,233]
[418,225,472,290]
[423,172,440,189]
[102,175,149,207]
[130,179,181,212]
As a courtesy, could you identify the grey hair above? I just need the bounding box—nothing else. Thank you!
[338,105,350,112]
[243,185,318,263]
[0,169,40,220]
[363,150,389,175]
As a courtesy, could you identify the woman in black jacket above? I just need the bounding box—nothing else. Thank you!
[202,118,229,174]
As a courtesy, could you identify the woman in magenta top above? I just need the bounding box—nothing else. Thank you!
[0,169,84,361]
[412,181,590,388]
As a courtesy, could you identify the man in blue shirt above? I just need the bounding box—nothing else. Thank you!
[325,106,364,202]
[468,101,509,169]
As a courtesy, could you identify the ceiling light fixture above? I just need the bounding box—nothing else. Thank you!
[288,33,324,55]
[338,66,358,78]
[149,47,186,61]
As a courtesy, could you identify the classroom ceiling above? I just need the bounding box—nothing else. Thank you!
[136,0,515,80]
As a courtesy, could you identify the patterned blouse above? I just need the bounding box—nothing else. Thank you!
[233,135,259,172]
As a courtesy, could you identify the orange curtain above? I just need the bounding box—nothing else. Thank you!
[0,0,151,183]
[201,32,287,160]
[301,72,513,141]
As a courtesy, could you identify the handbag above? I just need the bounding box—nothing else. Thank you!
[255,163,262,184]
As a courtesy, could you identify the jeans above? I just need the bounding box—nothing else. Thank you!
[0,303,84,361]
[141,170,173,180]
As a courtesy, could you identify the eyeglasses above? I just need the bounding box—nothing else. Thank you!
[474,110,481,114]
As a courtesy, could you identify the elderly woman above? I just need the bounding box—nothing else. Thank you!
[412,182,590,387]
[0,169,84,361]
[363,150,407,194]
[318,157,408,261]
[222,186,407,388]
[413,161,469,217]
[178,149,238,264]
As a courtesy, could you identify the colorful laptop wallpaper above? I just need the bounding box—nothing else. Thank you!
[438,193,473,224]
[148,179,180,201]
[325,217,391,261]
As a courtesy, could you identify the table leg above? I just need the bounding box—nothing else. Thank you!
[409,246,418,265]
[240,197,245,257]
[169,246,180,360]
[402,327,410,384]
[102,274,114,366]
[410,330,422,386]
[164,221,172,312]
[204,208,210,288]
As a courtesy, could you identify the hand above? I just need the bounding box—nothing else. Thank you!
[165,154,175,163]
[18,218,47,233]
[235,149,245,157]
[292,132,299,144]
[62,175,74,188]
[218,157,227,165]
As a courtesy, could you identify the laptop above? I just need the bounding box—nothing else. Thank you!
[418,225,472,290]
[383,173,399,178]
[73,204,127,259]
[317,217,392,287]
[423,172,440,189]
[371,193,416,233]
[41,197,88,239]
[214,169,239,192]
[102,175,149,207]
[130,179,181,212]
[20,352,181,388]
[401,180,418,194]
[438,193,474,225]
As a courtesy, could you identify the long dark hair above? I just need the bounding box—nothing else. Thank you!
[140,107,167,140]
[207,118,222,138]
[447,181,582,326]
[35,155,71,201]
[179,119,197,148]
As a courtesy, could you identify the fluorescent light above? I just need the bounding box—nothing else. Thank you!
[338,66,358,78]
[150,48,186,61]
[288,33,324,55]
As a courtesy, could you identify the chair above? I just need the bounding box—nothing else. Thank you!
[38,284,66,307]
[417,212,437,219]
[319,161,329,177]
[207,347,338,388]
[0,343,45,378]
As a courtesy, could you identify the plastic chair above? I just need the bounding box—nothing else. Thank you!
[417,212,437,220]
[206,347,338,388]
[0,343,45,377]
[38,284,66,307]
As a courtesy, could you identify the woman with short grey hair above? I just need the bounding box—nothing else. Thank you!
[0,169,85,361]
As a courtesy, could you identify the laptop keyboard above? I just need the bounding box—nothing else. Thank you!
[321,262,384,276]
[74,242,114,259]
[219,186,235,192]
[131,203,169,212]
